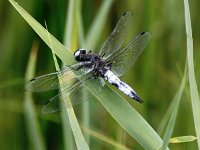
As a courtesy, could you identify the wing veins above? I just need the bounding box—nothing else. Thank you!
[109,32,151,76]
[41,72,93,114]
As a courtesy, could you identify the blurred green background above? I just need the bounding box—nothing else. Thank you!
[0,0,199,149]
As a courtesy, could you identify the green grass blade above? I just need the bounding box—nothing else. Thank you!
[0,78,24,89]
[24,41,46,150]
[82,127,130,150]
[161,69,187,150]
[63,0,89,149]
[76,0,91,143]
[61,0,76,149]
[85,0,113,49]
[63,0,78,52]
[9,0,167,149]
[9,0,72,64]
[45,1,89,149]
[46,25,75,150]
[184,0,200,148]
[77,0,113,145]
[76,0,85,47]
[82,1,113,143]
[157,94,178,135]
[84,80,166,150]
[169,136,197,144]
[9,0,89,149]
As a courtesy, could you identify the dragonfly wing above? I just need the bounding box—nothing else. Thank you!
[67,77,103,108]
[25,72,60,92]
[99,11,132,59]
[109,32,151,77]
[25,63,92,92]
[41,73,97,114]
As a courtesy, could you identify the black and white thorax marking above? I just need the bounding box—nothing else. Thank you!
[74,49,142,103]
[25,11,151,114]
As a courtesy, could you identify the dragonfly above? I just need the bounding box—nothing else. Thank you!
[25,11,151,114]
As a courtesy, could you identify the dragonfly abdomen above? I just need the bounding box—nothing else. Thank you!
[103,70,143,103]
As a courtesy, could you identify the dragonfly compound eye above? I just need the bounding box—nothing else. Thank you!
[74,49,87,61]
[79,49,86,54]
[74,50,81,61]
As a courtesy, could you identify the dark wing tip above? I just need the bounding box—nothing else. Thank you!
[30,77,36,82]
[140,31,145,35]
[140,31,152,37]
[123,11,133,17]
[122,12,127,16]
[41,101,55,115]
[25,79,38,92]
[44,100,50,105]
[25,78,37,91]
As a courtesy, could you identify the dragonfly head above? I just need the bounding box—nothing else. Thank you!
[74,49,87,61]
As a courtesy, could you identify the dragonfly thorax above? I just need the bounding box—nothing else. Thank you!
[74,49,99,62]
[74,49,112,77]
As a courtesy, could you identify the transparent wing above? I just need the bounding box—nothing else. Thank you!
[25,72,60,92]
[41,75,100,114]
[99,11,132,59]
[109,32,151,77]
[25,62,93,92]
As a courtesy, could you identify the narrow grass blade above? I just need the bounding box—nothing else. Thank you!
[63,0,78,52]
[85,0,113,49]
[24,41,46,150]
[82,126,130,150]
[116,127,127,150]
[9,0,72,64]
[45,23,75,150]
[9,1,167,149]
[184,0,200,148]
[0,78,24,89]
[82,1,113,143]
[169,136,197,144]
[157,94,178,135]
[161,69,187,150]
[76,0,85,47]
[62,1,76,149]
[63,0,89,149]
[45,3,89,150]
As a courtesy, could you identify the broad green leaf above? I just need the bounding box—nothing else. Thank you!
[170,136,197,144]
[9,0,166,149]
[184,0,200,148]
[85,80,166,150]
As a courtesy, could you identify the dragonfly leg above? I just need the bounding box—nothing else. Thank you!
[101,53,105,58]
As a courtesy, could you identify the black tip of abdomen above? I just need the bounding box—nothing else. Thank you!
[136,97,144,104]
[131,91,144,104]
